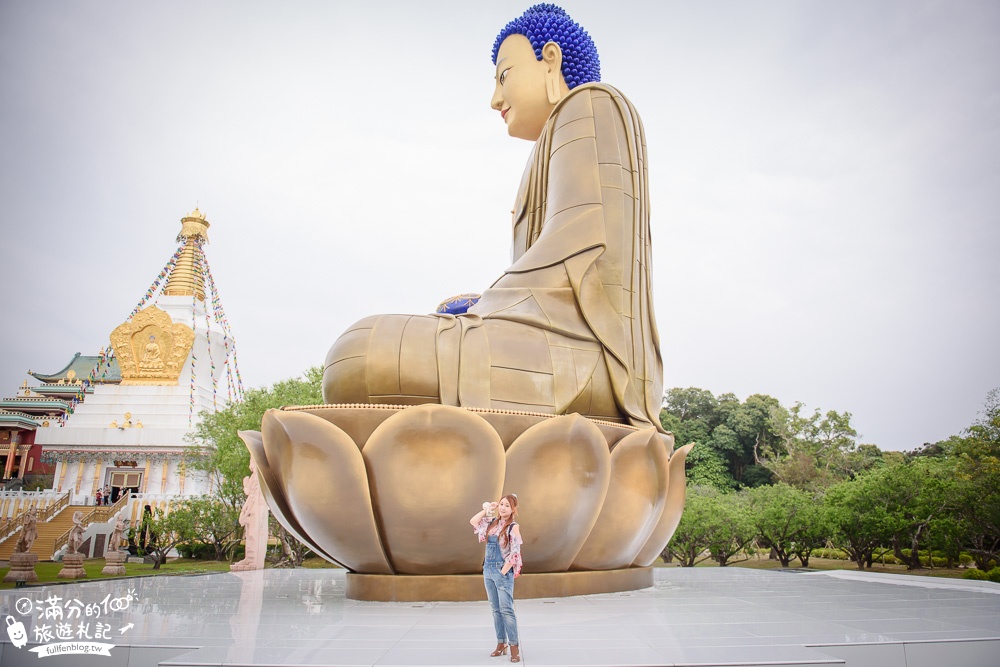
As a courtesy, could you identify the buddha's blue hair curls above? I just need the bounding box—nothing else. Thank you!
[492,4,600,89]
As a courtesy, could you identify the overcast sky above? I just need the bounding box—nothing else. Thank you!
[1,1,997,451]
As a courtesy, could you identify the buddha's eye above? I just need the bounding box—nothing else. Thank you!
[500,68,510,85]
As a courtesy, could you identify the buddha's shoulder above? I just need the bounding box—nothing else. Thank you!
[552,82,639,123]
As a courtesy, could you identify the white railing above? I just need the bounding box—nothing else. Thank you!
[0,490,71,543]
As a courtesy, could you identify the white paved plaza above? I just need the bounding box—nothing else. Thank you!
[0,567,997,667]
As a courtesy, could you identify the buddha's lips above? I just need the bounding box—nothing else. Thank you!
[501,108,509,120]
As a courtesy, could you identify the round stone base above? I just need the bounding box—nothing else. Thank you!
[57,553,87,580]
[101,550,127,576]
[3,552,38,583]
[346,566,653,602]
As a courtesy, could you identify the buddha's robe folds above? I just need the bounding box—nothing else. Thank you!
[324,83,663,429]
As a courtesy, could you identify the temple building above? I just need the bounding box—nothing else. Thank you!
[0,208,241,544]
[0,382,62,486]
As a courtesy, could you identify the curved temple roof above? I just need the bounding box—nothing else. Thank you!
[29,352,121,384]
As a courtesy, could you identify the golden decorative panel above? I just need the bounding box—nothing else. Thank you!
[110,306,194,385]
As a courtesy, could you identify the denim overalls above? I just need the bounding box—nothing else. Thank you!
[484,533,519,646]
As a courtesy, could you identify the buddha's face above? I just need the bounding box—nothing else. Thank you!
[491,34,567,141]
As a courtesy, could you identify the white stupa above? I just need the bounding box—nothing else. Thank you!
[34,208,240,504]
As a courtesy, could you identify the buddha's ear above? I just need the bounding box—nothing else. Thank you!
[541,41,565,104]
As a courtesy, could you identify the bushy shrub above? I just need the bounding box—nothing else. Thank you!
[959,553,974,567]
[988,567,1000,584]
[177,543,217,560]
[964,569,988,581]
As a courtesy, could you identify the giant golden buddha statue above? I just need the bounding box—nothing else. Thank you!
[242,4,691,601]
[324,12,661,429]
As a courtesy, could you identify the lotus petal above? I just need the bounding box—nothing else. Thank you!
[572,427,669,569]
[238,428,341,565]
[502,413,610,572]
[259,410,393,573]
[363,404,505,574]
[632,443,694,566]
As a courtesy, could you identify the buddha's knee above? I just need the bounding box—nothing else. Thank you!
[323,314,441,405]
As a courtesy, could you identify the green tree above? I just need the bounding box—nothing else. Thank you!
[950,388,1000,569]
[704,491,756,566]
[142,505,199,570]
[873,459,952,570]
[684,445,737,491]
[727,394,782,487]
[187,367,323,562]
[757,404,860,491]
[662,388,777,490]
[664,487,756,566]
[846,443,888,476]
[188,367,323,508]
[663,486,719,566]
[746,483,822,567]
[268,515,311,567]
[824,474,892,570]
[663,388,737,491]
[663,387,720,425]
[183,495,243,561]
[952,472,1000,570]
[663,388,890,493]
[954,387,1000,470]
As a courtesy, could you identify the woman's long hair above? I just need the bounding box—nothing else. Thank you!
[496,494,519,549]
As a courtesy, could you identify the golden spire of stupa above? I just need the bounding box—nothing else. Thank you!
[163,208,210,301]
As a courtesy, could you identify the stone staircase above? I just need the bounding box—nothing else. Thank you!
[0,505,91,561]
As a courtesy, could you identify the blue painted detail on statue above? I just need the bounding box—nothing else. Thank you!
[436,293,482,315]
[491,3,601,89]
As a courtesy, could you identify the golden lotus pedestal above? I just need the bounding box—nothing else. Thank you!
[347,567,653,602]
[241,403,691,600]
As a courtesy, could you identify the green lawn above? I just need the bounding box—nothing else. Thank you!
[0,556,339,589]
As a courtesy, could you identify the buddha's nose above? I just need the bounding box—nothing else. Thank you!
[491,86,503,111]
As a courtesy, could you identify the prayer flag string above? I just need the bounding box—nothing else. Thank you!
[59,223,246,429]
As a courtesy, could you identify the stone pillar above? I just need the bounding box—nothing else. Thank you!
[160,459,169,494]
[92,458,103,497]
[74,461,86,495]
[18,448,29,478]
[57,459,68,492]
[4,432,18,478]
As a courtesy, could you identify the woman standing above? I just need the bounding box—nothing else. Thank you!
[470,494,523,663]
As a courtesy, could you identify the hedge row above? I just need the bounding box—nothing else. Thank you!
[811,548,976,568]
[963,567,1000,583]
